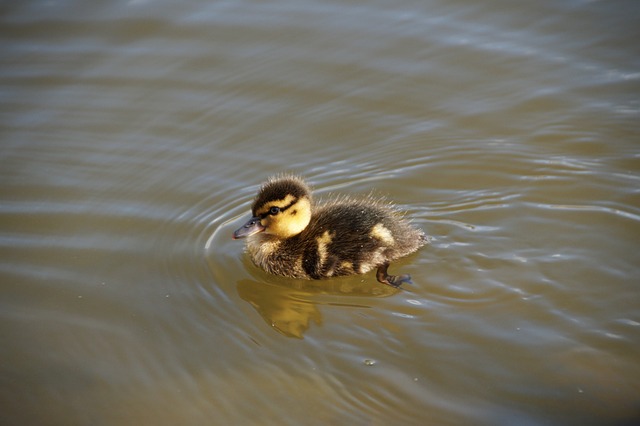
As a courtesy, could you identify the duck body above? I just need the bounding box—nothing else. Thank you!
[233,175,427,287]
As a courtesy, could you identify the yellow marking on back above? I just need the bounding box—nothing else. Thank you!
[316,230,332,266]
[340,261,353,273]
[370,223,395,245]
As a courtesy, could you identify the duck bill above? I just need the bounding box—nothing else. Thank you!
[233,216,265,239]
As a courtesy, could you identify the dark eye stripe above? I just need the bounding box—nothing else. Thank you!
[259,197,298,218]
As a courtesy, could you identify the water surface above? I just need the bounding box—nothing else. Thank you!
[1,0,639,425]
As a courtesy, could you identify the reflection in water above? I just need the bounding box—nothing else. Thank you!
[237,280,322,338]
[236,278,399,338]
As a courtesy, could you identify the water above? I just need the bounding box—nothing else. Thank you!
[1,0,639,424]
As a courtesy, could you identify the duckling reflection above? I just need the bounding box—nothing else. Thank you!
[236,276,399,338]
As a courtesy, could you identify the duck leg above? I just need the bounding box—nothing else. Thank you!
[376,262,413,287]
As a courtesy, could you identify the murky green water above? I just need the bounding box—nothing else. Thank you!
[1,0,639,425]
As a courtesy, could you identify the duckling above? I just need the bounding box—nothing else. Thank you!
[233,175,427,287]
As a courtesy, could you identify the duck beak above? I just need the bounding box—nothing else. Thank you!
[233,216,265,239]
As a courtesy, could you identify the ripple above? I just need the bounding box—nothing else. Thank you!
[527,202,640,222]
[2,0,639,424]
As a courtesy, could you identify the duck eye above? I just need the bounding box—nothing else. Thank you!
[269,206,280,215]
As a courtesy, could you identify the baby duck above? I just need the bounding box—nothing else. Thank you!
[233,175,427,287]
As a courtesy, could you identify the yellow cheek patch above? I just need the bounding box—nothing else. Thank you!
[263,197,312,238]
[370,223,395,245]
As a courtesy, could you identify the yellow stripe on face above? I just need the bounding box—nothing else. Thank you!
[255,194,297,216]
[370,223,395,245]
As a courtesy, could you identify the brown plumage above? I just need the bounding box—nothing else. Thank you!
[233,175,427,287]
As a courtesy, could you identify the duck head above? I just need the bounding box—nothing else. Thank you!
[233,175,312,240]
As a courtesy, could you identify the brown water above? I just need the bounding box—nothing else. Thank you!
[2,0,639,425]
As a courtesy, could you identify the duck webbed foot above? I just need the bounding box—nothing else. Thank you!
[376,262,413,288]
